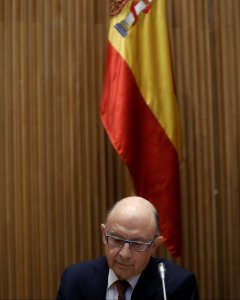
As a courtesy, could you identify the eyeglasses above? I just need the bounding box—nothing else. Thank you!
[105,232,157,252]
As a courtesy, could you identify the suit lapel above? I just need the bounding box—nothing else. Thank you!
[88,257,109,300]
[131,257,163,300]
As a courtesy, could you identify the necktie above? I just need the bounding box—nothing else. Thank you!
[115,280,130,300]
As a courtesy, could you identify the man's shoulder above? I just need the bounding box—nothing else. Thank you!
[149,257,197,287]
[131,257,198,300]
[57,257,109,298]
[149,257,198,297]
[64,256,107,274]
[151,257,194,276]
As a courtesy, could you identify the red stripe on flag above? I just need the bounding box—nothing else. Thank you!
[101,42,182,257]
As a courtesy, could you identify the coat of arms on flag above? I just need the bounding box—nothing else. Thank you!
[110,0,130,16]
[114,0,153,37]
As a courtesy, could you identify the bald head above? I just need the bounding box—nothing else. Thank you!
[101,196,163,279]
[106,196,160,235]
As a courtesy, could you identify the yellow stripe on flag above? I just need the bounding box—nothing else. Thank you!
[108,0,182,160]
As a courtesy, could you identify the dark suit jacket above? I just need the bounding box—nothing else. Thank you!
[56,256,199,300]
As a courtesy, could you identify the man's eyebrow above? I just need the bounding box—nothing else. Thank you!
[107,230,124,238]
[107,231,148,242]
[130,237,149,242]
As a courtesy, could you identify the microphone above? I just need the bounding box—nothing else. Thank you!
[158,262,167,300]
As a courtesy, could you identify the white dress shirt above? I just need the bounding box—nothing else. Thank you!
[106,268,141,300]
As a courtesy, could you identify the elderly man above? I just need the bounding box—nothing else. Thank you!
[56,196,199,300]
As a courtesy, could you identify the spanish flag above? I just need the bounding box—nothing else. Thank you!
[101,0,182,257]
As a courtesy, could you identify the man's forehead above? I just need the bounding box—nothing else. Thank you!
[107,203,155,227]
[111,197,154,213]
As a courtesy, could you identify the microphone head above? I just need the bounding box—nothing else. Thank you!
[158,262,166,279]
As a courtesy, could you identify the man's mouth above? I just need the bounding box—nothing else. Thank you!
[115,261,132,269]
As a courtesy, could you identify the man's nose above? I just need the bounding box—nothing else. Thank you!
[119,242,131,258]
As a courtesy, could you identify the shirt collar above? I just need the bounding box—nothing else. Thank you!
[107,268,141,290]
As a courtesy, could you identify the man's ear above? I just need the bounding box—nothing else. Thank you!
[101,224,107,244]
[154,236,164,248]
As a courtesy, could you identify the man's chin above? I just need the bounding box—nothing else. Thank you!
[114,262,133,278]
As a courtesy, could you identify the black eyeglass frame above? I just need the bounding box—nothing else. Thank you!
[105,232,158,252]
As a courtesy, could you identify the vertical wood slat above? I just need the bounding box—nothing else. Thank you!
[0,0,240,299]
[168,0,240,299]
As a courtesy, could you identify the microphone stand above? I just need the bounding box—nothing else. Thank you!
[158,262,167,300]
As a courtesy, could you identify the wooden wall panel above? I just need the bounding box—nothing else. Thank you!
[0,0,240,299]
[0,0,125,298]
[168,1,240,299]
